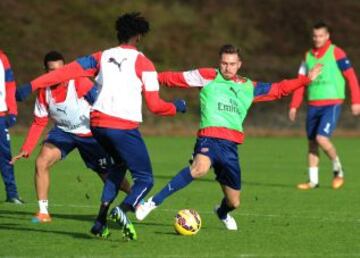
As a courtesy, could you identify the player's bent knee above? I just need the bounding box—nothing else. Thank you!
[35,156,52,172]
[190,166,209,178]
[315,135,330,145]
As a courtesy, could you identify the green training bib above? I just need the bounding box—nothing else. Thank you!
[306,45,345,101]
[199,71,254,132]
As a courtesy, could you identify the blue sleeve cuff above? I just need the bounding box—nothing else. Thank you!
[5,68,15,82]
[253,82,272,97]
[15,83,32,102]
[76,55,98,70]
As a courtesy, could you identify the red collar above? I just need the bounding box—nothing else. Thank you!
[218,71,245,83]
[311,40,332,58]
[120,44,137,50]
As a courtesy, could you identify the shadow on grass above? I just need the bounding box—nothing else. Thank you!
[0,209,95,223]
[0,223,94,240]
[154,174,214,182]
[242,180,295,189]
[243,180,332,189]
[134,221,170,228]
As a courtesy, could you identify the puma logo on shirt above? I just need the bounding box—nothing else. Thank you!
[108,57,127,72]
[56,107,67,115]
[230,87,239,97]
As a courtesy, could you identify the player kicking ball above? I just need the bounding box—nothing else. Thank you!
[15,13,186,240]
[136,44,322,230]
[11,51,130,229]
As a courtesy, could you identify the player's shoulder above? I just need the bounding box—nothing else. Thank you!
[135,52,155,71]
[197,67,217,80]
[332,44,347,58]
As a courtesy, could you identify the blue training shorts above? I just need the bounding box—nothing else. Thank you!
[44,126,114,174]
[193,137,241,190]
[306,104,341,140]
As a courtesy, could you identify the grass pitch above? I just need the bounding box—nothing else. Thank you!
[0,135,359,257]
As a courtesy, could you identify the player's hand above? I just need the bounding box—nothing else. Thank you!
[307,63,323,81]
[15,83,33,102]
[10,150,29,165]
[6,114,17,128]
[174,99,186,113]
[288,108,297,122]
[351,104,360,116]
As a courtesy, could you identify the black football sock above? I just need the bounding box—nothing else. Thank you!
[119,203,133,213]
[216,198,235,220]
[96,202,110,224]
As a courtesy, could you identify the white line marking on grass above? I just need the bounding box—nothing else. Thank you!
[22,202,360,224]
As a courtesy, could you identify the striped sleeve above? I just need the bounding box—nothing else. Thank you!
[31,51,102,91]
[253,76,311,103]
[289,57,308,109]
[21,90,49,155]
[135,54,176,116]
[158,68,216,88]
[0,51,17,115]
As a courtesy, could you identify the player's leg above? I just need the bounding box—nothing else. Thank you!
[298,106,321,189]
[98,173,131,193]
[75,135,131,237]
[215,185,240,230]
[136,137,213,221]
[75,135,131,194]
[0,117,22,203]
[33,127,75,223]
[315,104,343,189]
[152,153,211,205]
[213,139,240,230]
[91,127,150,240]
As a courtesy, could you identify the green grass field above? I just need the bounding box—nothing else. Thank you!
[0,135,359,257]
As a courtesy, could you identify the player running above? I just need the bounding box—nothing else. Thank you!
[15,13,186,240]
[11,51,131,224]
[0,49,23,204]
[288,22,360,190]
[136,44,322,230]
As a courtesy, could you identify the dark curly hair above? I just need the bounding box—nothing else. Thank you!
[115,12,150,43]
[43,51,64,68]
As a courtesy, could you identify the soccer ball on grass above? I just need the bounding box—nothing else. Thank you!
[174,209,201,236]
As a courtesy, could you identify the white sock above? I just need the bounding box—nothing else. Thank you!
[332,156,344,177]
[38,200,49,214]
[309,167,319,186]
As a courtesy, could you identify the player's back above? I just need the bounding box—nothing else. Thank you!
[93,46,144,122]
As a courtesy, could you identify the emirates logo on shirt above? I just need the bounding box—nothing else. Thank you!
[108,57,127,72]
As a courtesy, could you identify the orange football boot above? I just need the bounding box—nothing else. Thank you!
[297,182,318,190]
[32,212,52,223]
[332,176,344,189]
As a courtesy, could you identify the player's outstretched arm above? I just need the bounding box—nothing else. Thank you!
[11,92,49,164]
[253,64,322,103]
[136,54,180,116]
[10,116,48,165]
[16,52,102,102]
[158,68,216,88]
